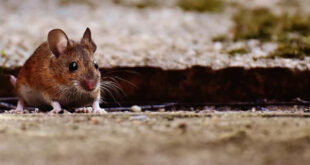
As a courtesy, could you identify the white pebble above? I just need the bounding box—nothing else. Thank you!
[130,105,142,112]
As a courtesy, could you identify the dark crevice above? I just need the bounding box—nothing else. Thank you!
[1,66,310,104]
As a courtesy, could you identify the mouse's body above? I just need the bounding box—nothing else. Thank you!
[11,28,106,113]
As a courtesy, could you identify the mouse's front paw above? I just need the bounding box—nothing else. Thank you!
[48,108,62,114]
[48,101,62,114]
[7,109,29,114]
[75,107,92,113]
[92,107,107,114]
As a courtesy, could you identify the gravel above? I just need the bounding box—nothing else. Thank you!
[1,0,310,70]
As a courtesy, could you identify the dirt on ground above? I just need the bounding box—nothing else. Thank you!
[0,110,310,165]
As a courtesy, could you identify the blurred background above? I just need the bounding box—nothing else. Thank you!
[2,0,310,70]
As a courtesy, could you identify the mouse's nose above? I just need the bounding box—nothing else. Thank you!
[81,79,97,91]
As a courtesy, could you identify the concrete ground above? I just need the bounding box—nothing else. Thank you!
[0,111,310,165]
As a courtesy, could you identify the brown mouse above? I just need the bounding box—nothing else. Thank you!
[10,28,106,113]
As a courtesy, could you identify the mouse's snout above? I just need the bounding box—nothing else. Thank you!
[81,79,97,91]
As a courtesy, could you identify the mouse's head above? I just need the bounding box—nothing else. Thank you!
[48,28,101,93]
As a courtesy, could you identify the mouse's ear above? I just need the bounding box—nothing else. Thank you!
[48,29,69,57]
[81,27,97,53]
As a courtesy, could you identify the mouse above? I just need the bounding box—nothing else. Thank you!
[9,28,106,114]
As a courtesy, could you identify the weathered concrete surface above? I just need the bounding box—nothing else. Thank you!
[0,111,309,165]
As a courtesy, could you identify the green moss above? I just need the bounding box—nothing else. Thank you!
[234,8,310,41]
[233,8,278,41]
[113,0,156,9]
[177,0,224,12]
[227,48,249,55]
[1,50,5,57]
[267,38,310,59]
[233,8,310,59]
[135,1,156,9]
[0,50,9,69]
[283,16,310,36]
[212,35,229,42]
[58,0,96,8]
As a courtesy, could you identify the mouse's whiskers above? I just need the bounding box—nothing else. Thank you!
[100,80,124,106]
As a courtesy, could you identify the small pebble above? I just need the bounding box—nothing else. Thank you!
[130,105,142,112]
[20,123,27,131]
[33,108,40,113]
[132,121,142,125]
[89,117,99,125]
[172,121,187,133]
[72,125,79,130]
[115,118,122,123]
[129,115,149,121]
[304,109,310,113]
[178,122,187,130]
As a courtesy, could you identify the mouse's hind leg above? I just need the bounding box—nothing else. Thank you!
[8,75,28,113]
[9,75,17,88]
[9,99,27,114]
[16,100,24,111]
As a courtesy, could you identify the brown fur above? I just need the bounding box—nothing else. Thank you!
[16,28,101,109]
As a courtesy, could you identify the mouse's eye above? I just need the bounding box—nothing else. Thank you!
[94,61,99,70]
[69,62,78,72]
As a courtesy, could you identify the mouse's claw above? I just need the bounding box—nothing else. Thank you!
[75,107,92,113]
[48,109,62,114]
[92,108,107,114]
